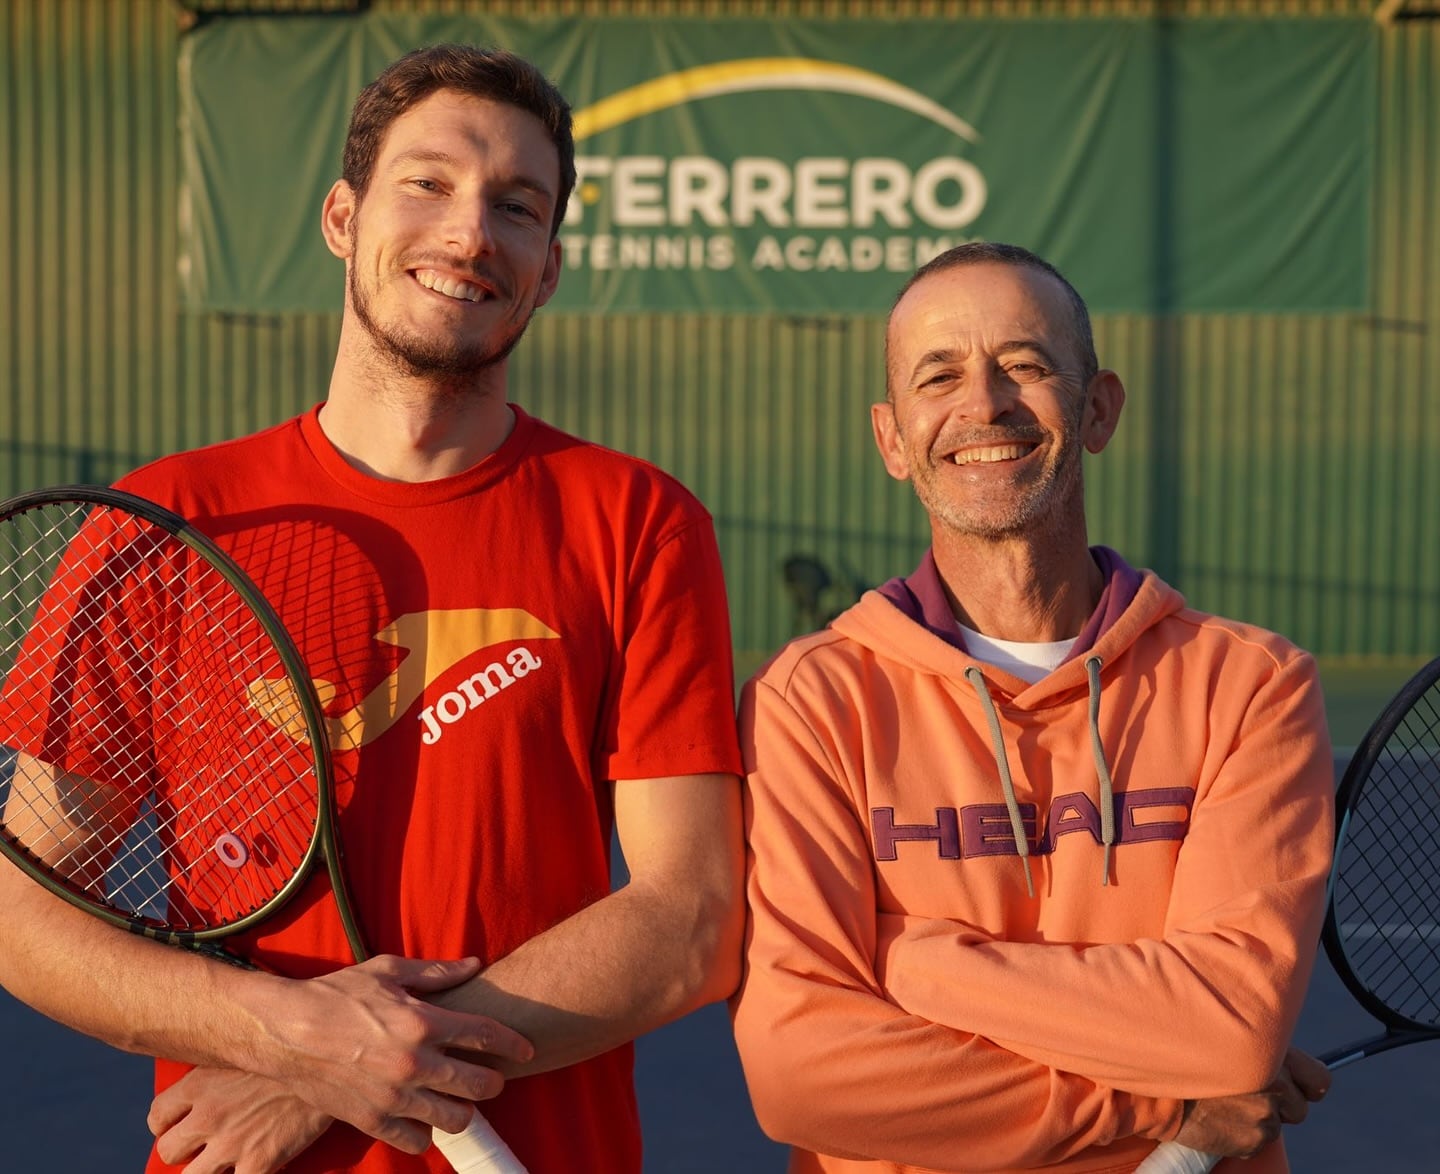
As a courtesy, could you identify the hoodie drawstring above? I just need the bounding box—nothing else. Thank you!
[964,667,1034,898]
[964,658,1118,894]
[1085,655,1116,886]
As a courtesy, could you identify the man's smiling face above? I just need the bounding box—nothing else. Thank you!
[324,89,563,379]
[873,261,1109,540]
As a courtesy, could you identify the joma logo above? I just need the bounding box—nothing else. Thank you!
[418,646,544,745]
[248,608,559,751]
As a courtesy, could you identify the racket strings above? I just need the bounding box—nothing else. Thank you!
[99,729,314,923]
[0,500,321,933]
[1333,680,1440,1028]
[124,728,317,924]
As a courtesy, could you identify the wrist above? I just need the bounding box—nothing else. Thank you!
[1175,1100,1198,1140]
[214,964,308,1078]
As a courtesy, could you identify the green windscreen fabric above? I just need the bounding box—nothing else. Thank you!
[179,13,1374,315]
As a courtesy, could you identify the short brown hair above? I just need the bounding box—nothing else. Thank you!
[889,242,1099,390]
[342,44,576,236]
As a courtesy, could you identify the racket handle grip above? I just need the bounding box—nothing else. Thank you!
[432,1109,527,1173]
[1134,1142,1221,1174]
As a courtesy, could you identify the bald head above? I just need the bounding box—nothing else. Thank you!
[885,243,1098,399]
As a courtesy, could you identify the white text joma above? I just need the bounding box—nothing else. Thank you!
[418,646,543,745]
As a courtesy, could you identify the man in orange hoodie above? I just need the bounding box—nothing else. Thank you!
[731,243,1334,1173]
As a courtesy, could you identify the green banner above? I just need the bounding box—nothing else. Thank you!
[179,14,1374,315]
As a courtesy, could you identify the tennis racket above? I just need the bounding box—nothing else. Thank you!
[1136,654,1440,1173]
[0,485,524,1173]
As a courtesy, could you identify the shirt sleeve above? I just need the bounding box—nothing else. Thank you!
[874,652,1335,1099]
[599,510,743,783]
[0,505,165,795]
[730,676,1185,1170]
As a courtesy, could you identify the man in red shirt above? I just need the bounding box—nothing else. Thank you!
[0,44,743,1173]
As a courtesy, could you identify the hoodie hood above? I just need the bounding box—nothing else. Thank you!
[833,553,1187,709]
[876,545,1145,663]
[828,558,1187,890]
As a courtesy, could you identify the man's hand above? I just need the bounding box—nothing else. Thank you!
[148,1069,330,1174]
[243,955,531,1151]
[1172,1048,1331,1157]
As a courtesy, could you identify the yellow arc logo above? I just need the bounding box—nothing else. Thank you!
[572,57,980,143]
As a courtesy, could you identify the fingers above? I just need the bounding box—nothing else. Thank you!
[250,956,531,1146]
[366,954,537,1067]
[1270,1047,1331,1126]
[352,954,535,1064]
[433,1006,535,1067]
[147,1079,193,1139]
[1282,1046,1332,1102]
[1174,1048,1332,1159]
[363,954,483,992]
[334,1090,474,1145]
[359,1115,433,1156]
[1272,1075,1311,1126]
[1173,1090,1283,1158]
[154,1125,202,1169]
[150,1069,335,1172]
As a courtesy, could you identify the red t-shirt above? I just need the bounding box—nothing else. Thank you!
[13,405,743,1173]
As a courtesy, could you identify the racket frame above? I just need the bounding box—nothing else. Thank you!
[0,484,364,960]
[1319,652,1440,1058]
[1137,654,1440,1173]
[1,485,526,1171]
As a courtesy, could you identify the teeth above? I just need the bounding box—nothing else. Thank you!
[415,270,486,303]
[952,444,1029,466]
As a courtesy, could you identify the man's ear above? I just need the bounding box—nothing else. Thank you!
[321,180,357,261]
[871,400,912,482]
[1082,371,1125,454]
[533,236,564,310]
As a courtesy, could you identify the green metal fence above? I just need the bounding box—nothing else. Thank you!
[3,0,1437,671]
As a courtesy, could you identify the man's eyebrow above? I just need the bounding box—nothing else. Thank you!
[384,149,555,199]
[386,148,460,170]
[994,339,1060,365]
[898,348,967,386]
[905,339,1062,383]
[504,174,558,200]
[909,347,962,377]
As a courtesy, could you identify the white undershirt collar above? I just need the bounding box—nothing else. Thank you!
[957,623,1076,684]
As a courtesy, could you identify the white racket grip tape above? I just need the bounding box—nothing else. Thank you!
[432,1110,527,1173]
[1133,1142,1221,1174]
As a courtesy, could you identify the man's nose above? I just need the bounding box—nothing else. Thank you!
[950,364,1017,424]
[444,200,497,258]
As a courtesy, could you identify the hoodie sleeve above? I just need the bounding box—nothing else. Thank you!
[873,651,1334,1099]
[730,675,1185,1169]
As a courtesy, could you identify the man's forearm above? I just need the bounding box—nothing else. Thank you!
[429,770,744,1077]
[0,861,274,1067]
[877,901,1321,1097]
[0,861,529,1149]
[431,871,742,1077]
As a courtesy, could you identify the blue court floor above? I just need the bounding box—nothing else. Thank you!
[0,943,1436,1171]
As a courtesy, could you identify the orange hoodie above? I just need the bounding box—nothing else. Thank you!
[731,567,1334,1173]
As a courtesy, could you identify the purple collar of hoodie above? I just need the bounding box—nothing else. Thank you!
[876,546,1142,662]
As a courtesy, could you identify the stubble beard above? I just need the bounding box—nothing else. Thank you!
[347,258,536,381]
[905,411,1087,541]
